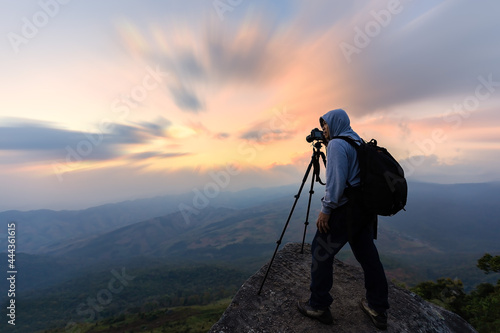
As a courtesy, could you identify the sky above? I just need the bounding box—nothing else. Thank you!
[1,0,499,210]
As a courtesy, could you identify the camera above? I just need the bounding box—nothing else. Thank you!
[306,128,325,142]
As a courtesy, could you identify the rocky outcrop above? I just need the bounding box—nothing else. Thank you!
[209,243,477,333]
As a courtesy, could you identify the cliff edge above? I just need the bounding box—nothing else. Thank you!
[209,243,477,333]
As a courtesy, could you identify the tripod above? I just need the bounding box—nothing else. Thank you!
[258,141,327,295]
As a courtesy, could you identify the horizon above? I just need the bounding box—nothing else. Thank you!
[1,179,499,213]
[1,1,500,211]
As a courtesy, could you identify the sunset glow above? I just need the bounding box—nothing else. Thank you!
[1,1,499,210]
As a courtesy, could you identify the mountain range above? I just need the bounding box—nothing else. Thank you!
[1,181,499,332]
[0,185,297,254]
[2,181,499,289]
[4,181,500,258]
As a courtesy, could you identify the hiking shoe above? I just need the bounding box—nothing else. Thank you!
[360,298,387,330]
[297,300,333,325]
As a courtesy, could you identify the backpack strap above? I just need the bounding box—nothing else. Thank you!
[330,136,362,149]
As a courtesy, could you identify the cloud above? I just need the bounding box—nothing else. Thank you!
[122,12,299,113]
[203,18,291,84]
[135,117,172,137]
[400,152,500,184]
[170,85,204,112]
[184,121,231,141]
[0,117,173,163]
[0,122,77,151]
[338,1,500,114]
[240,128,290,143]
[239,118,296,144]
[215,132,230,140]
[127,151,191,161]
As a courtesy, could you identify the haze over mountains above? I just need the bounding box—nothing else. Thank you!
[2,181,499,290]
[1,181,499,332]
[0,185,295,254]
[2,181,499,257]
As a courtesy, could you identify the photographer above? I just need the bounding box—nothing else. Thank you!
[297,109,389,329]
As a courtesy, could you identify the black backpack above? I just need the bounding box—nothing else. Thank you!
[332,136,407,216]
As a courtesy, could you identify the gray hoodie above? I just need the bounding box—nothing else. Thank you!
[320,109,361,215]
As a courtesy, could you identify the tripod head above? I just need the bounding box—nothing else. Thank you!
[313,140,325,150]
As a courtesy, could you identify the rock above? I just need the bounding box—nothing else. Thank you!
[209,243,477,333]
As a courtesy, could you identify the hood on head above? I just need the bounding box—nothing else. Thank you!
[320,108,353,137]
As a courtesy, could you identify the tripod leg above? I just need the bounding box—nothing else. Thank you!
[257,157,314,295]
[300,164,317,254]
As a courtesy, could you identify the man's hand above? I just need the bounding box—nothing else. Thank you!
[316,212,330,233]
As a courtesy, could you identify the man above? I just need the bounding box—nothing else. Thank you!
[297,109,389,329]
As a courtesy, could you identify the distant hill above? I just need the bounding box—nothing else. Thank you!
[0,185,296,254]
[42,198,301,261]
[39,182,500,262]
[382,181,500,252]
[43,207,239,260]
[2,181,499,295]
[0,195,184,253]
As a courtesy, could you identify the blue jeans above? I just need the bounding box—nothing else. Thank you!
[309,201,389,313]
